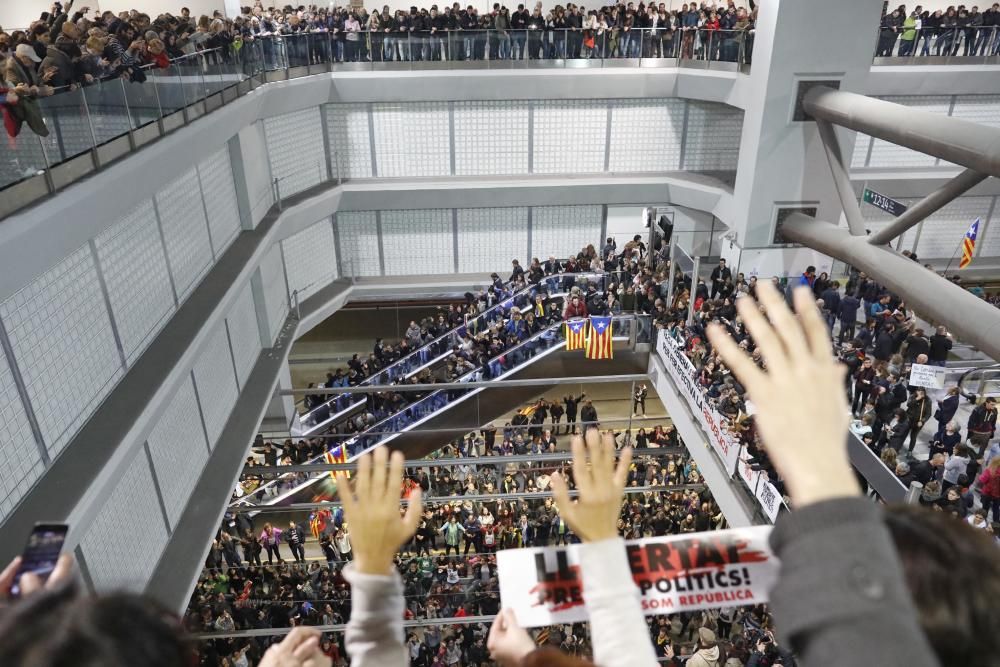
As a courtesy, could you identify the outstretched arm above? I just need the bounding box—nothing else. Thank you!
[336,448,422,667]
[707,282,939,667]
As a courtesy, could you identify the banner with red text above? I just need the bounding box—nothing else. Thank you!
[656,333,741,475]
[497,527,778,627]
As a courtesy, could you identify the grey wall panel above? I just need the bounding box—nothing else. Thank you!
[381,209,454,275]
[263,108,329,197]
[258,244,288,343]
[0,246,123,458]
[456,207,530,272]
[336,212,381,276]
[79,450,168,592]
[145,375,209,527]
[198,147,243,256]
[608,99,685,172]
[683,101,743,171]
[191,323,240,448]
[226,282,261,388]
[326,103,373,179]
[155,167,214,301]
[94,199,176,365]
[453,101,530,176]
[531,205,603,259]
[0,349,43,523]
[371,102,450,178]
[281,218,339,301]
[532,100,607,174]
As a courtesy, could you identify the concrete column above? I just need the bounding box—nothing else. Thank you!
[263,362,298,433]
[721,0,884,274]
[235,121,275,228]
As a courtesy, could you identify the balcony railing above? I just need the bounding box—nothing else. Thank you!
[1,27,752,220]
[873,24,1000,64]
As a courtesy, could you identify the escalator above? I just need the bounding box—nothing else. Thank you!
[297,271,606,436]
[236,315,649,511]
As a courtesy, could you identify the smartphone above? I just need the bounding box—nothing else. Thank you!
[10,523,68,598]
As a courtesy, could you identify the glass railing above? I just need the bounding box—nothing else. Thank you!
[1,45,255,217]
[873,24,1000,62]
[234,313,637,508]
[299,271,606,434]
[257,26,753,69]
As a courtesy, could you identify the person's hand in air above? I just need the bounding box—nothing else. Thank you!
[335,446,423,575]
[550,428,632,542]
[706,282,860,507]
[487,607,537,666]
[259,627,331,667]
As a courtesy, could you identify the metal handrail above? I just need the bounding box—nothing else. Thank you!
[956,363,1000,401]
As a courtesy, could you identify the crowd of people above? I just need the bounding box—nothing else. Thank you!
[876,3,1000,57]
[3,281,1000,667]
[194,438,727,665]
[0,0,755,142]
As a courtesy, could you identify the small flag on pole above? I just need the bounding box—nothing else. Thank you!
[585,316,614,360]
[565,318,588,351]
[959,218,980,269]
[324,445,349,480]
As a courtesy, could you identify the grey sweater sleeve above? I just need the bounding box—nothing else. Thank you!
[342,563,408,667]
[768,498,939,667]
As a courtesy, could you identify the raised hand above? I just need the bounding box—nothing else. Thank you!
[550,429,632,542]
[335,447,422,575]
[706,282,859,507]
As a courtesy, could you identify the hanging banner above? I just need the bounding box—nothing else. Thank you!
[737,451,783,523]
[498,526,778,627]
[656,333,741,475]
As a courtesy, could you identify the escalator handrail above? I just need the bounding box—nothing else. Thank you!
[237,315,636,508]
[956,362,1000,401]
[299,271,605,428]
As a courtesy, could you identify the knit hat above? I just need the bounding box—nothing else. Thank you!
[698,627,717,645]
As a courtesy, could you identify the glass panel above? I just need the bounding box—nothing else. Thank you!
[150,63,186,117]
[173,54,208,108]
[81,77,130,146]
[36,85,96,162]
[122,71,162,129]
[0,126,50,190]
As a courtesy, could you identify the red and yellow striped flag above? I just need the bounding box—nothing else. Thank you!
[564,318,588,351]
[959,218,980,269]
[324,445,348,480]
[585,316,614,360]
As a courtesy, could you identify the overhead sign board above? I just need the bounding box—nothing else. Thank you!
[863,188,908,217]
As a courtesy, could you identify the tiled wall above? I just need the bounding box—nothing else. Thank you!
[263,108,330,197]
[319,98,743,179]
[281,218,339,302]
[0,145,260,540]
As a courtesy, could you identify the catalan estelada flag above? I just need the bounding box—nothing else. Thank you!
[324,445,348,480]
[565,318,588,351]
[959,218,980,269]
[585,316,614,360]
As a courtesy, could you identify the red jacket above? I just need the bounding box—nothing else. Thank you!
[563,300,588,319]
[978,468,1000,497]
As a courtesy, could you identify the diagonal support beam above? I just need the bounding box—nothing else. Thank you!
[867,168,989,246]
[815,119,867,237]
[780,213,1000,360]
[804,86,1000,179]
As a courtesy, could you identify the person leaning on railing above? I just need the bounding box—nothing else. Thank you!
[2,44,54,138]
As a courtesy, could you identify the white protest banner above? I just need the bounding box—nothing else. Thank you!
[908,363,946,390]
[656,333,741,475]
[497,526,778,627]
[738,450,784,523]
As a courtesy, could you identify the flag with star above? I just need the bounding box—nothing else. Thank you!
[565,318,588,351]
[585,316,614,360]
[959,218,980,269]
[324,445,348,480]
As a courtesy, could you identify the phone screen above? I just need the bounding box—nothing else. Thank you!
[10,523,68,598]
